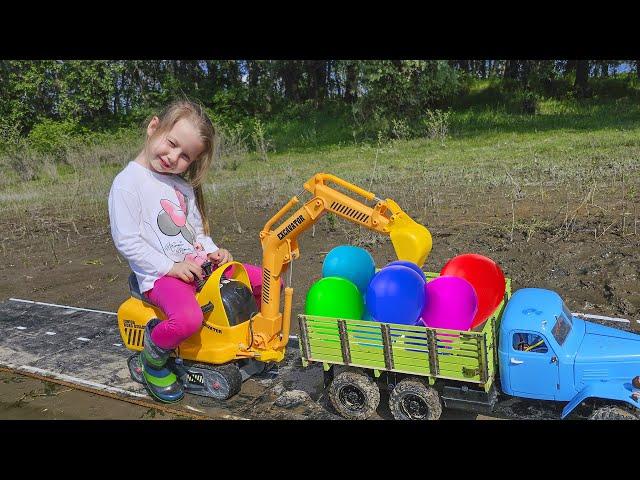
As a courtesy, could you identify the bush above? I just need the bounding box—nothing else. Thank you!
[210,89,251,125]
[355,61,463,121]
[516,90,539,115]
[390,118,411,140]
[27,118,87,159]
[215,122,249,170]
[422,109,451,142]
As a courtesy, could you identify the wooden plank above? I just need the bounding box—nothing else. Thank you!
[316,360,389,372]
[308,341,342,353]
[349,332,383,344]
[435,373,483,384]
[309,346,342,359]
[309,337,341,347]
[346,323,386,331]
[426,329,439,376]
[393,348,430,358]
[309,345,343,359]
[392,349,430,362]
[348,358,387,370]
[436,347,479,357]
[435,336,479,346]
[307,329,341,339]
[392,346,429,354]
[438,366,481,382]
[298,315,311,361]
[307,326,340,335]
[337,319,351,364]
[436,353,480,363]
[391,361,430,375]
[350,349,386,365]
[308,353,344,363]
[380,323,394,370]
[435,340,479,350]
[350,343,384,352]
[308,331,339,339]
[436,344,479,354]
[305,320,341,329]
[390,336,429,345]
[437,355,481,368]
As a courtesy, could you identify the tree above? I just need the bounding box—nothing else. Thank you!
[305,60,328,106]
[564,60,576,76]
[279,61,302,102]
[504,60,519,80]
[574,60,590,97]
[344,61,359,103]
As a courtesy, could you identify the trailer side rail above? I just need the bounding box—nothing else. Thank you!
[299,275,512,391]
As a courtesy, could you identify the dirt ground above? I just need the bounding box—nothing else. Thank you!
[0,370,184,419]
[0,184,639,419]
[2,188,637,322]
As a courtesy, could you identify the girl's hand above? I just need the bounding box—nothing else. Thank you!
[167,261,203,283]
[208,248,233,266]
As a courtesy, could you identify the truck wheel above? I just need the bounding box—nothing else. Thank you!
[328,369,380,420]
[589,406,638,420]
[389,378,442,420]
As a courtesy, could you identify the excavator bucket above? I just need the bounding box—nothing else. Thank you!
[385,199,433,267]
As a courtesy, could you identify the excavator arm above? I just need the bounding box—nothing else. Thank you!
[249,173,432,352]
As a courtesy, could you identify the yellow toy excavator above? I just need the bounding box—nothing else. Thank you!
[117,173,433,400]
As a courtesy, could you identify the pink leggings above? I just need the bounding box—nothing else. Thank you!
[145,263,265,350]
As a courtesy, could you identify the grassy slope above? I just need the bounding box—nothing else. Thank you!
[1,90,639,238]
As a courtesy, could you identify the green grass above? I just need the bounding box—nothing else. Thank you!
[1,87,639,240]
[451,99,640,137]
[265,104,355,152]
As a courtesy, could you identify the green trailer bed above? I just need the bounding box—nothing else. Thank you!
[298,274,512,393]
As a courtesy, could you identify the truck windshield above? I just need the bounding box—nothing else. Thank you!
[552,314,571,345]
[561,302,573,324]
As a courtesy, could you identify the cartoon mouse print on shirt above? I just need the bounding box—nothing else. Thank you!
[157,188,208,266]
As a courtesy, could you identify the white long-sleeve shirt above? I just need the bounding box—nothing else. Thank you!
[108,161,218,293]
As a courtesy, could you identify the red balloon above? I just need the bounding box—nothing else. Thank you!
[440,254,506,329]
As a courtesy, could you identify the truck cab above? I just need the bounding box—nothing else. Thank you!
[498,288,640,418]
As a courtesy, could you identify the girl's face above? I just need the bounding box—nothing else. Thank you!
[144,117,205,175]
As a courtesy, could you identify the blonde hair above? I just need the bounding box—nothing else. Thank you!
[145,99,217,235]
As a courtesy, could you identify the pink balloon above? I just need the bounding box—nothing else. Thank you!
[421,276,478,331]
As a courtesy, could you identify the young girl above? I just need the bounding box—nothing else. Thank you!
[108,100,258,403]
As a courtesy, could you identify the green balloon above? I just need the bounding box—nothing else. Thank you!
[305,277,364,320]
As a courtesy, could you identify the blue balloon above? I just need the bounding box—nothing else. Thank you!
[322,245,376,294]
[385,260,426,283]
[365,265,426,325]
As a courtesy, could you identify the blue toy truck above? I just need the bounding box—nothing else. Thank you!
[499,287,640,419]
[298,275,640,420]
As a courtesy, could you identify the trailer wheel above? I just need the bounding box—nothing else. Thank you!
[328,369,380,420]
[589,406,638,420]
[389,378,442,420]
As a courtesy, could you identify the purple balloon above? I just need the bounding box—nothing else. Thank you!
[421,276,478,331]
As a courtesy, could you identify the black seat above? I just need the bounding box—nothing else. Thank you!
[128,272,160,307]
[128,272,213,315]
